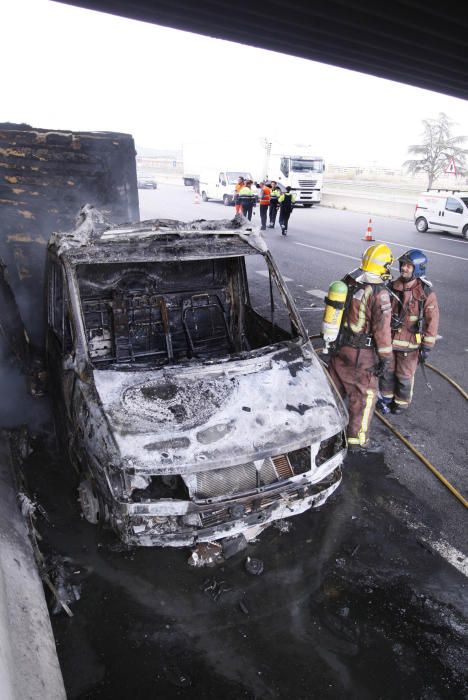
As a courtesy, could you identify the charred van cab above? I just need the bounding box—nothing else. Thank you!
[46,205,347,547]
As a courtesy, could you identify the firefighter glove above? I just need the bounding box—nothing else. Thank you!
[373,358,389,377]
[419,347,430,363]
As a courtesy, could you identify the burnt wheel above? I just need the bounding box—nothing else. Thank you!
[78,479,103,524]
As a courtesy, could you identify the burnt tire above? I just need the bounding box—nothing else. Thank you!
[415,217,428,232]
[78,479,102,524]
[201,191,208,202]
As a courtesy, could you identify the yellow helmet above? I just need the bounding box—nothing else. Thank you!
[360,244,393,280]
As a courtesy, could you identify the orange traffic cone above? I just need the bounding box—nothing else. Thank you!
[362,218,374,241]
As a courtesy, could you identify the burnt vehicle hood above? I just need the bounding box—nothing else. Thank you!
[92,345,347,475]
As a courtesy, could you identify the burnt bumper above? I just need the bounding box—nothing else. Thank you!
[111,453,344,547]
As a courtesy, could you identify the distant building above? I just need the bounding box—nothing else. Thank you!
[136,146,183,174]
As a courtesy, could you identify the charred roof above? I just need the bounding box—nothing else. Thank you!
[50,206,266,264]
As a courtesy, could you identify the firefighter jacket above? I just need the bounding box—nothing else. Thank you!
[389,277,439,352]
[341,278,393,360]
[259,185,271,206]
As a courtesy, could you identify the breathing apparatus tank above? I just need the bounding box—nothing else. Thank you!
[321,280,348,353]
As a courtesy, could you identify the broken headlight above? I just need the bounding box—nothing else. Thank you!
[315,431,345,466]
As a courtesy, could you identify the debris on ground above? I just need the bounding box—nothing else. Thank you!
[47,555,82,615]
[273,519,291,534]
[239,599,250,615]
[187,542,224,567]
[200,576,232,602]
[164,665,192,688]
[244,556,264,576]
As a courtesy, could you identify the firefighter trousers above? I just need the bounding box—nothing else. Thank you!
[328,346,378,447]
[380,350,418,407]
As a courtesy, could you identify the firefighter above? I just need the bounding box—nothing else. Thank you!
[234,176,245,215]
[379,249,439,414]
[327,244,394,454]
[257,181,271,230]
[278,186,296,235]
[238,180,257,221]
[268,181,282,228]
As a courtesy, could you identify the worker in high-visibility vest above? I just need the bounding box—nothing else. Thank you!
[278,186,296,235]
[268,181,282,228]
[233,176,245,215]
[257,181,271,230]
[238,180,257,221]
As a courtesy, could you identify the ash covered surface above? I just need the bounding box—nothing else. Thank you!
[20,432,468,699]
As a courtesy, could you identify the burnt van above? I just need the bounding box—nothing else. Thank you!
[46,206,347,547]
[414,190,468,238]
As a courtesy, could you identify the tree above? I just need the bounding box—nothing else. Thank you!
[403,113,468,189]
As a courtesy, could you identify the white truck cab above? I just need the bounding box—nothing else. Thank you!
[414,190,468,239]
[199,169,253,205]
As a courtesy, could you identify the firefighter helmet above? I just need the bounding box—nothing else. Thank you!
[360,244,393,280]
[398,249,427,278]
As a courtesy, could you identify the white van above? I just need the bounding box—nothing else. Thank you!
[199,169,252,206]
[414,190,468,238]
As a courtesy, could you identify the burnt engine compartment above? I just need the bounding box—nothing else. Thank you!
[77,257,293,367]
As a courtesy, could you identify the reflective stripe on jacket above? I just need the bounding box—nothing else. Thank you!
[389,278,439,351]
[269,187,281,204]
[238,186,256,204]
[259,185,271,206]
[278,192,296,211]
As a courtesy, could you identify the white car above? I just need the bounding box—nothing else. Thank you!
[414,190,468,238]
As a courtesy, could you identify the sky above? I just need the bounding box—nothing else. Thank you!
[3,0,468,168]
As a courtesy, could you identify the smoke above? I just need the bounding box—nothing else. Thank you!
[0,338,51,431]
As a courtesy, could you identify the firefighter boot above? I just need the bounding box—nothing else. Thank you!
[348,439,384,455]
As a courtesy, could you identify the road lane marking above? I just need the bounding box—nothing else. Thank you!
[256,270,293,282]
[295,242,359,262]
[383,502,468,578]
[295,243,399,271]
[376,239,468,262]
[440,237,468,244]
[306,289,327,299]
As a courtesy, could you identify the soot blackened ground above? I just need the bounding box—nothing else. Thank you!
[21,434,468,700]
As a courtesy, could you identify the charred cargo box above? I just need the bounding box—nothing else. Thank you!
[47,207,348,547]
[0,123,139,347]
